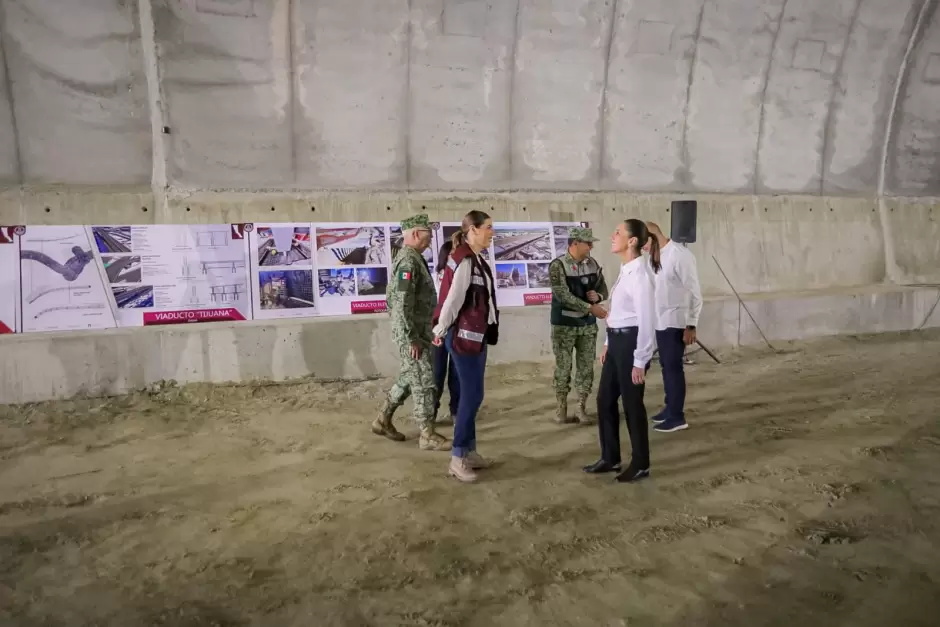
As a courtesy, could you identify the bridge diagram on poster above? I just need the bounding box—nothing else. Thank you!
[19,226,117,332]
[432,221,582,307]
[91,224,252,326]
[0,226,23,333]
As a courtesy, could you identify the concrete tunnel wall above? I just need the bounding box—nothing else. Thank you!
[0,0,939,403]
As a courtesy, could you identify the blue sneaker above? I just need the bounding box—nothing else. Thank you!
[654,417,688,433]
[651,411,668,424]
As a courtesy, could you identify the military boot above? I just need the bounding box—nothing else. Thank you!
[576,396,595,425]
[554,396,577,424]
[419,427,452,451]
[371,400,406,442]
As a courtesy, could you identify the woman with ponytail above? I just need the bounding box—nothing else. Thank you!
[431,210,498,483]
[583,218,660,483]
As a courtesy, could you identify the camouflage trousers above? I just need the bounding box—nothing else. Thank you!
[383,342,437,430]
[551,324,598,398]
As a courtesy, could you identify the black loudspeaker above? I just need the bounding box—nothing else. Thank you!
[670,200,697,244]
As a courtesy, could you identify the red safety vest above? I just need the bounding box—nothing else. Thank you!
[433,243,499,355]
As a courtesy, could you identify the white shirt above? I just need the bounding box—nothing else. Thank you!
[433,255,496,338]
[655,241,703,331]
[604,256,656,368]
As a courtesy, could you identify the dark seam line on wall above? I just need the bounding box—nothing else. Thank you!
[596,0,620,186]
[819,0,862,196]
[404,0,413,190]
[678,0,707,188]
[880,0,938,196]
[507,0,521,189]
[753,0,791,194]
[0,2,23,183]
[287,0,297,184]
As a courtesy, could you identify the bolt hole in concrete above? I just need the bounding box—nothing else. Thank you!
[142,207,148,213]
[386,206,391,211]
[186,207,190,212]
[523,207,527,211]
[270,207,275,212]
[44,207,50,213]
[310,206,315,212]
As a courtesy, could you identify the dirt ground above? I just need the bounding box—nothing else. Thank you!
[1,330,940,627]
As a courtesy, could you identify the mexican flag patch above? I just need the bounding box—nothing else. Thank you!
[400,271,411,280]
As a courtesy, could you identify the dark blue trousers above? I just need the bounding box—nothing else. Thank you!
[656,328,687,421]
[432,344,460,418]
[444,329,487,458]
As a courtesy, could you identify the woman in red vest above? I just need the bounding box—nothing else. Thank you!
[432,210,498,483]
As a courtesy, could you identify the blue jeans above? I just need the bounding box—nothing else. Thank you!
[432,344,460,418]
[656,328,686,421]
[444,328,487,458]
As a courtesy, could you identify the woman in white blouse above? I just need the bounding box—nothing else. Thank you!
[583,219,661,483]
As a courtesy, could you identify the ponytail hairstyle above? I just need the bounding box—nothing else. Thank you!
[450,209,491,249]
[435,240,453,274]
[624,218,661,274]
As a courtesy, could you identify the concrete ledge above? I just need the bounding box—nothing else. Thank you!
[1,284,938,405]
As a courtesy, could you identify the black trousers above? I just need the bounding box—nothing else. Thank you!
[596,327,651,469]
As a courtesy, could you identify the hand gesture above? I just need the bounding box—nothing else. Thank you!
[590,304,608,320]
[600,345,608,365]
[683,328,697,346]
[586,290,599,303]
[410,342,423,359]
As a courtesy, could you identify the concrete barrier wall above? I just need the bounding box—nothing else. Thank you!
[3,284,938,405]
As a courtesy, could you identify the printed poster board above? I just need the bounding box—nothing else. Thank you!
[432,221,582,307]
[0,225,22,333]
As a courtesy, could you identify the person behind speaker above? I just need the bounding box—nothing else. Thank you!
[432,239,460,426]
[644,221,702,433]
[583,219,660,483]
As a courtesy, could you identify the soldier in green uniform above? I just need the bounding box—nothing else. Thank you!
[372,214,451,451]
[549,227,609,424]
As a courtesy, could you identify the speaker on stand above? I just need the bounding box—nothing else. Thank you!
[663,200,720,364]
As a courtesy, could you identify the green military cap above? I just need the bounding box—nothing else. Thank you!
[569,226,599,242]
[400,214,431,231]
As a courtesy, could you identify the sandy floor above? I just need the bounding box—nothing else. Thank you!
[1,330,939,627]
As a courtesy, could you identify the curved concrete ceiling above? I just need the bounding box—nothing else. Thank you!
[0,0,937,196]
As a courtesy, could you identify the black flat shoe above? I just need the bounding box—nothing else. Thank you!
[583,459,622,474]
[615,466,650,483]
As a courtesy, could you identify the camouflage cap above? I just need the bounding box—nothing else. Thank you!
[400,214,431,231]
[569,226,599,242]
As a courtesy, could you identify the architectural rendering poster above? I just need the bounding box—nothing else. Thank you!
[92,224,252,326]
[313,223,391,316]
[19,226,117,332]
[433,221,581,307]
[0,226,22,333]
[249,223,317,320]
[1,220,591,334]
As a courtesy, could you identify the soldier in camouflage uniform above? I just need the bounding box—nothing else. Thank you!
[372,214,451,451]
[549,227,609,425]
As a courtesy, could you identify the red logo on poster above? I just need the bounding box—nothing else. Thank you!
[0,320,13,334]
[351,300,387,314]
[142,308,246,325]
[523,293,551,306]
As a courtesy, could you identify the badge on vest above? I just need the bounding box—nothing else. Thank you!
[581,277,589,284]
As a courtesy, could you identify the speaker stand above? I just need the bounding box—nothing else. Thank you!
[651,339,720,365]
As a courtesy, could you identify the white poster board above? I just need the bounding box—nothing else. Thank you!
[312,223,392,316]
[0,225,22,333]
[92,224,252,326]
[432,221,581,307]
[19,226,117,332]
[248,223,317,320]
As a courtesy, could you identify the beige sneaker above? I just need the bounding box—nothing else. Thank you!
[419,428,452,451]
[448,456,478,483]
[371,417,406,442]
[576,397,595,425]
[466,451,491,469]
